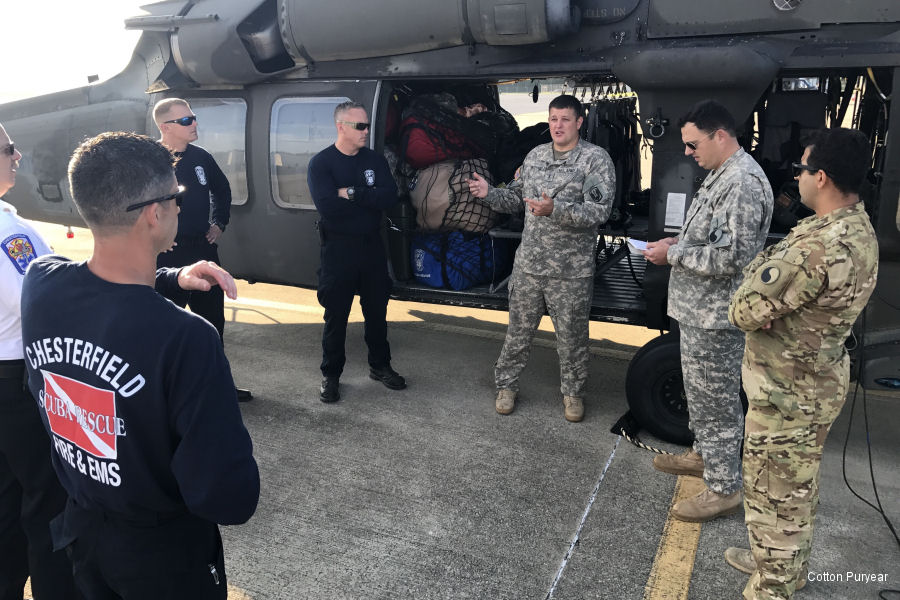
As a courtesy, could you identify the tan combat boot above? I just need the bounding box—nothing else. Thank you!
[562,395,584,422]
[670,487,742,522]
[495,389,516,415]
[724,547,807,590]
[653,449,704,478]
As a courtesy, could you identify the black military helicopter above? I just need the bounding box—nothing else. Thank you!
[2,0,898,444]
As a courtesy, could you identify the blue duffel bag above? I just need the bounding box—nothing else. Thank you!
[411,231,509,291]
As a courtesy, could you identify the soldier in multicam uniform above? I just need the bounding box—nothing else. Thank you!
[467,94,615,422]
[644,100,774,521]
[724,128,879,600]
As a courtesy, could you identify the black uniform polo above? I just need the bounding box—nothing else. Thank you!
[307,144,399,377]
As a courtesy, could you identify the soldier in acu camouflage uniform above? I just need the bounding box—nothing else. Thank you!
[644,100,774,522]
[467,94,615,422]
[725,128,879,600]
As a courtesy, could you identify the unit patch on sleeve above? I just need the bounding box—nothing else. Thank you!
[195,166,207,186]
[3,234,37,275]
[760,266,780,284]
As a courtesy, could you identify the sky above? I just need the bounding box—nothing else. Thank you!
[1,1,148,103]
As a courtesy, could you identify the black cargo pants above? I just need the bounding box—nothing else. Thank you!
[0,360,79,600]
[156,236,225,340]
[55,499,226,600]
[316,230,392,377]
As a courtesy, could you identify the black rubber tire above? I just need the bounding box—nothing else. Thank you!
[625,332,693,446]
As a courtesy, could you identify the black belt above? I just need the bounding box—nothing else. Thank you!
[52,499,191,551]
[70,499,188,527]
[101,507,188,527]
[321,229,380,242]
[0,359,25,380]
[174,234,210,247]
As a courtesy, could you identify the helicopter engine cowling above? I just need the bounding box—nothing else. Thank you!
[129,0,580,86]
[280,0,580,64]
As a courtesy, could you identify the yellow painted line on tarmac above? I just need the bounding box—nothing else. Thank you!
[228,585,255,599]
[223,298,645,360]
[226,296,323,315]
[400,320,637,361]
[643,476,706,600]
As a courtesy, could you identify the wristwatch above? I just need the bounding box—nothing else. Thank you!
[210,220,226,232]
[346,187,356,201]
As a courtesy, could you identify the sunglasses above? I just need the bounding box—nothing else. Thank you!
[125,186,185,212]
[164,115,197,126]
[792,162,821,178]
[683,130,717,151]
[2,143,15,156]
[339,120,370,131]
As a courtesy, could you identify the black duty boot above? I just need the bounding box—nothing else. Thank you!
[319,376,341,403]
[236,388,253,402]
[369,365,406,390]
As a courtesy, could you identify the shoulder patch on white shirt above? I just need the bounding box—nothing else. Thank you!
[3,234,38,275]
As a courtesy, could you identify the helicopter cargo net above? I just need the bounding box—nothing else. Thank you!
[409,158,499,234]
[398,93,499,170]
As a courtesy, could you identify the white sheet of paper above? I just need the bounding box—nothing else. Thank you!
[626,238,648,253]
[665,192,687,229]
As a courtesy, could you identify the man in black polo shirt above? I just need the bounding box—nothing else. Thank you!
[154,98,251,401]
[307,100,405,403]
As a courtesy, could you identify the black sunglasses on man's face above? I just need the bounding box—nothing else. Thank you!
[339,120,370,131]
[2,143,15,156]
[125,186,186,212]
[165,115,197,126]
[683,130,716,151]
[792,162,820,178]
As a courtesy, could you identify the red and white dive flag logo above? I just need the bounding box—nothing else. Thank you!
[41,371,119,460]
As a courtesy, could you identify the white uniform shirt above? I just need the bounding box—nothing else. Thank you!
[0,199,52,359]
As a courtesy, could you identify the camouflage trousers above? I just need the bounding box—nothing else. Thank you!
[495,269,592,397]
[679,324,745,495]
[741,354,849,600]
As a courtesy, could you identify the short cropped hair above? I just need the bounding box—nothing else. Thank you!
[548,95,583,119]
[334,101,366,122]
[153,98,190,125]
[678,100,737,137]
[68,132,176,230]
[805,128,870,196]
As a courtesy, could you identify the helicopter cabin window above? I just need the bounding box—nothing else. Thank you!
[185,98,248,205]
[270,96,350,209]
[780,77,820,92]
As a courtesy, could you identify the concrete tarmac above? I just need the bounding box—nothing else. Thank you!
[220,303,899,600]
[27,224,900,599]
